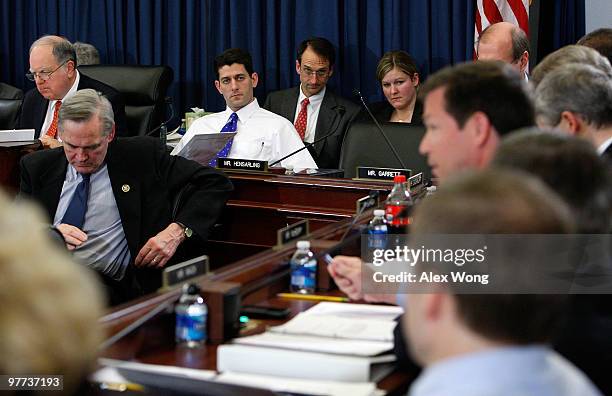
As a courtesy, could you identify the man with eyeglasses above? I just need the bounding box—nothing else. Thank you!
[264,37,359,169]
[18,35,127,148]
[476,22,530,81]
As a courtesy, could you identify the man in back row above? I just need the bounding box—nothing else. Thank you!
[18,35,128,148]
[477,21,530,80]
[263,37,360,169]
[172,48,317,170]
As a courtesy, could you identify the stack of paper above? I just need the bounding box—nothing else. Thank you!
[217,302,403,382]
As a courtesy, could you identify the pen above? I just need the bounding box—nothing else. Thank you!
[277,293,349,303]
[99,382,144,392]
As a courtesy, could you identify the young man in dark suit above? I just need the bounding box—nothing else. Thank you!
[19,89,233,303]
[263,37,360,169]
[18,35,128,148]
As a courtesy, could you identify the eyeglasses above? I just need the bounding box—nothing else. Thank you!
[300,65,330,78]
[26,61,67,82]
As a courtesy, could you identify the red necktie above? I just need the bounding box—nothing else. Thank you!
[45,100,62,138]
[294,98,309,140]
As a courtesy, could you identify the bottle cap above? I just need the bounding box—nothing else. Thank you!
[373,209,385,217]
[296,240,310,249]
[393,175,406,183]
[183,283,201,295]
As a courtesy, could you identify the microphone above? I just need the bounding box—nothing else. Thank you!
[352,89,408,170]
[146,97,175,138]
[268,105,346,167]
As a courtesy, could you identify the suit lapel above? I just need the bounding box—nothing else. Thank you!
[38,150,68,219]
[33,94,49,138]
[105,141,142,254]
[281,87,301,122]
[313,90,338,156]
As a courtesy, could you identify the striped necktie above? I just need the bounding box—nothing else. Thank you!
[209,112,238,167]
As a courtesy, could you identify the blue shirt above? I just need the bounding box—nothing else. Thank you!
[54,164,131,280]
[409,345,602,396]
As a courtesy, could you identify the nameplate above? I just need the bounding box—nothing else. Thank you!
[408,172,424,188]
[277,219,309,246]
[356,166,411,181]
[217,158,268,172]
[356,194,379,214]
[161,255,209,289]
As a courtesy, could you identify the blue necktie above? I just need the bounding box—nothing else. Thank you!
[62,173,91,229]
[209,112,238,167]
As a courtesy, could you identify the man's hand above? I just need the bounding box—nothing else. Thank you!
[56,223,88,250]
[328,255,398,304]
[134,223,186,268]
[39,135,63,149]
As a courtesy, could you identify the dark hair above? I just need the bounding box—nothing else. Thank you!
[493,128,612,233]
[297,37,335,67]
[214,48,254,79]
[419,61,534,136]
[376,50,419,83]
[578,28,612,65]
[411,169,573,343]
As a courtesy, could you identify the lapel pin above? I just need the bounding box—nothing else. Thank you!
[121,184,130,193]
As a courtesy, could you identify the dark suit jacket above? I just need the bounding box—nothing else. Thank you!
[17,73,128,138]
[19,136,233,294]
[263,86,360,169]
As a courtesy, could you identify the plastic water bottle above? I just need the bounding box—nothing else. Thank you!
[175,283,207,347]
[290,241,317,294]
[367,209,388,250]
[385,175,413,234]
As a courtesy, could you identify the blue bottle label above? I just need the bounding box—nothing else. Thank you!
[291,263,316,289]
[176,312,206,342]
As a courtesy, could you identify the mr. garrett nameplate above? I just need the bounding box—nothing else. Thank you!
[217,158,268,172]
[356,166,411,181]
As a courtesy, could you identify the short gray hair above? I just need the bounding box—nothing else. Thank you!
[30,35,77,67]
[58,89,115,136]
[73,42,100,65]
[531,45,612,87]
[534,63,612,130]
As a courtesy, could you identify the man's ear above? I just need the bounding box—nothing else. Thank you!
[467,111,493,147]
[107,124,116,142]
[65,59,76,78]
[424,293,446,321]
[251,72,259,88]
[328,65,334,78]
[518,51,529,75]
[295,60,301,75]
[559,111,582,136]
[215,80,222,94]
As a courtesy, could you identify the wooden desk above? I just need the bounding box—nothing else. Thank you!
[99,217,415,394]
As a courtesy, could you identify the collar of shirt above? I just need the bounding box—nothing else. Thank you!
[43,71,81,140]
[597,136,612,155]
[296,86,326,143]
[223,98,261,127]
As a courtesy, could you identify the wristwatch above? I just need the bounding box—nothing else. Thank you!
[176,222,193,238]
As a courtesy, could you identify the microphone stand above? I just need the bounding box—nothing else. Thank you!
[146,97,175,140]
[352,89,408,170]
[269,105,345,167]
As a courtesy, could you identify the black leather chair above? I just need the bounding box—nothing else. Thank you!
[79,65,173,136]
[0,82,23,130]
[339,122,431,181]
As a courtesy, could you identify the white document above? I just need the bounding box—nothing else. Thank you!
[303,301,404,320]
[216,372,379,396]
[0,129,35,143]
[174,132,236,165]
[269,312,398,342]
[97,358,217,381]
[233,332,393,356]
[217,344,395,382]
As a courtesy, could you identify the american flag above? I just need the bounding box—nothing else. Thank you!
[474,0,530,50]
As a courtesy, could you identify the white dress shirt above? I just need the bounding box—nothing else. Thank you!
[172,99,317,169]
[41,70,81,137]
[293,86,326,144]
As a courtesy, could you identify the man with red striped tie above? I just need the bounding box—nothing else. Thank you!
[18,35,128,148]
